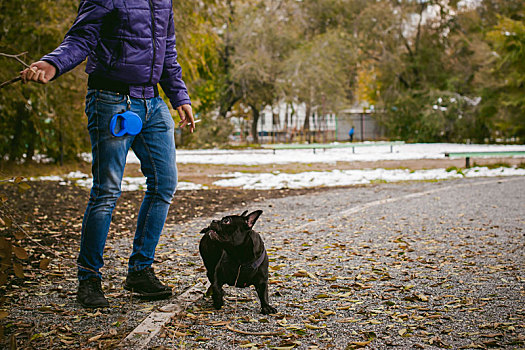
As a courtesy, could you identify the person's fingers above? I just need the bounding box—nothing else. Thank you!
[176,105,195,133]
[28,67,39,82]
[38,69,49,83]
[20,68,28,83]
[41,72,50,84]
[25,68,34,82]
[177,106,187,128]
[183,105,195,133]
[35,70,43,83]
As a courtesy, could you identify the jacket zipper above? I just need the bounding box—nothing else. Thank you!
[147,0,156,87]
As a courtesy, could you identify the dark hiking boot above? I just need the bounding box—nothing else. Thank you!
[77,277,109,308]
[124,267,172,299]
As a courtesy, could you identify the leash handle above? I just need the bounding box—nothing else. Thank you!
[109,110,142,137]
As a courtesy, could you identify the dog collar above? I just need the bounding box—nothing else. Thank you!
[241,248,267,271]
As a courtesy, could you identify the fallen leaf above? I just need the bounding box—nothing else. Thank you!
[18,182,31,192]
[13,262,24,278]
[347,339,372,348]
[39,258,51,270]
[13,246,29,260]
[88,333,104,342]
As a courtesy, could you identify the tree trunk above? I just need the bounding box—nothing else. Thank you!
[218,0,237,119]
[250,104,260,144]
[272,106,280,143]
[304,101,311,143]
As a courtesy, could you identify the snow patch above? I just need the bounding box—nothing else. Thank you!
[212,167,525,190]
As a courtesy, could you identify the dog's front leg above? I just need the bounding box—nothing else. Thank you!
[255,282,277,314]
[211,284,224,310]
[211,274,225,310]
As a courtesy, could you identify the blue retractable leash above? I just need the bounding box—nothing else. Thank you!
[110,96,142,137]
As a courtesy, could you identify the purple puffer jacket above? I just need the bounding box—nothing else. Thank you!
[41,0,191,107]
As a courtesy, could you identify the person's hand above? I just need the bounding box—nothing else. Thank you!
[20,61,56,84]
[177,104,195,133]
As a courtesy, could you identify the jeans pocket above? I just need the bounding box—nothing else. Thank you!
[159,99,175,131]
[96,90,126,104]
[87,94,127,134]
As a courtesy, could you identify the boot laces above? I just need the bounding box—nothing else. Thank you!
[87,278,103,294]
[144,267,164,288]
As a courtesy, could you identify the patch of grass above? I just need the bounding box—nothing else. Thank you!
[0,160,91,179]
[516,162,525,169]
[446,166,464,176]
[222,143,263,149]
[473,162,511,169]
[418,179,441,183]
[370,179,388,184]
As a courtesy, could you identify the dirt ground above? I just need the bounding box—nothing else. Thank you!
[0,156,523,348]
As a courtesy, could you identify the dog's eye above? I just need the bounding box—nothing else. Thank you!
[221,217,231,224]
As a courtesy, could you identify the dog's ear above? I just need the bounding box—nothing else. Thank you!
[245,210,262,229]
[240,210,248,217]
[200,227,208,234]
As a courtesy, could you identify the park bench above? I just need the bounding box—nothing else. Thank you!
[262,141,405,154]
[444,151,525,168]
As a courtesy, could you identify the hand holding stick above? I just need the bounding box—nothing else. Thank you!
[0,52,56,89]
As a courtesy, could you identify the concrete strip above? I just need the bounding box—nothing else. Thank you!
[120,281,209,349]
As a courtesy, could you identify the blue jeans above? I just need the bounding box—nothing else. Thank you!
[78,89,177,281]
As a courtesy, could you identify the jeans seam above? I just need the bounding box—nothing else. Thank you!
[133,132,158,267]
[79,96,101,278]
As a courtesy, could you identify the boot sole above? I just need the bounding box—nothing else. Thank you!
[77,297,109,308]
[124,285,172,299]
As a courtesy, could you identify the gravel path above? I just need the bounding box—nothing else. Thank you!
[151,177,525,349]
[5,177,524,349]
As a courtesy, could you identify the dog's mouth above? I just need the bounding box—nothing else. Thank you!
[208,229,221,241]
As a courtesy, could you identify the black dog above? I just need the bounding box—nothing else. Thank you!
[199,210,277,314]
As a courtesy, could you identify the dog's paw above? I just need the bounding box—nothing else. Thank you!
[213,300,223,310]
[261,305,277,315]
[212,294,224,310]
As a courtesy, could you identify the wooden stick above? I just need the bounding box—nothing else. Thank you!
[0,76,21,89]
[225,324,281,336]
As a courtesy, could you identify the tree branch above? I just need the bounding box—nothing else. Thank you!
[0,51,30,89]
[0,52,30,68]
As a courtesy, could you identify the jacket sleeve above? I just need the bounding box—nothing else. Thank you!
[159,7,191,108]
[40,0,113,79]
